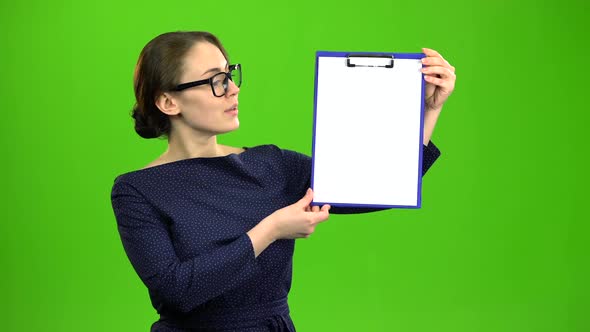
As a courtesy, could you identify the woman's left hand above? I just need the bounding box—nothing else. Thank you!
[421,48,456,111]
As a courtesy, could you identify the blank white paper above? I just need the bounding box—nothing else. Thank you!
[312,55,424,207]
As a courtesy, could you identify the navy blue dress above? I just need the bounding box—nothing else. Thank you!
[110,143,441,331]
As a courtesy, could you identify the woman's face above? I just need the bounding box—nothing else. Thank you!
[172,42,240,135]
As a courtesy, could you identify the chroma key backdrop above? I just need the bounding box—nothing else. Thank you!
[1,0,587,331]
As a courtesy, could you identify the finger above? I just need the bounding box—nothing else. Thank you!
[422,47,441,58]
[312,205,320,213]
[297,188,313,207]
[305,205,311,212]
[421,66,456,80]
[440,58,455,72]
[424,74,455,91]
[422,48,448,64]
[321,204,331,212]
[424,58,455,73]
[312,210,330,223]
[422,49,454,72]
[438,58,455,72]
[422,56,448,67]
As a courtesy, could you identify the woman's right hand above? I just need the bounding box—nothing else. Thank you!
[268,188,331,240]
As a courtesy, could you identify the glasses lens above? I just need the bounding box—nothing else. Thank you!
[230,65,242,87]
[211,73,227,97]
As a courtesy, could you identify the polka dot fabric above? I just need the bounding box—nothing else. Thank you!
[110,143,440,331]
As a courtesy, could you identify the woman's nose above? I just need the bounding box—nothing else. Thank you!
[227,79,240,96]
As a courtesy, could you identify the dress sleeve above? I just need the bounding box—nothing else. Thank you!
[280,142,441,214]
[110,180,260,313]
[421,141,442,176]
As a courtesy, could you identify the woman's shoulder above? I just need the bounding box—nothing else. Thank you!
[114,144,280,178]
[138,146,239,170]
[109,143,307,197]
[141,157,169,170]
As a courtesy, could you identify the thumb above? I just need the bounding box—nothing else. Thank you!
[297,188,313,207]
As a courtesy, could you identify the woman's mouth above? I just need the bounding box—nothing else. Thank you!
[225,104,238,115]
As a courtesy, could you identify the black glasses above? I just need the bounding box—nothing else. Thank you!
[174,64,242,97]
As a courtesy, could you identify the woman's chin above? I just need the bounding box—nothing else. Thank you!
[220,119,240,133]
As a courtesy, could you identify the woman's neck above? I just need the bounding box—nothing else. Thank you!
[164,130,223,160]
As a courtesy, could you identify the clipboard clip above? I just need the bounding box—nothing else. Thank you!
[346,53,394,68]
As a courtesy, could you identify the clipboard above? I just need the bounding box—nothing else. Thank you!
[311,51,426,209]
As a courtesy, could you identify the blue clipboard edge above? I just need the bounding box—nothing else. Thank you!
[310,50,427,209]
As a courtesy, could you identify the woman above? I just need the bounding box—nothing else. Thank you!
[110,31,455,331]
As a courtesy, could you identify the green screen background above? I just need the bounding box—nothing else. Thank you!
[1,0,587,331]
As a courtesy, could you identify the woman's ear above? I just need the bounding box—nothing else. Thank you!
[155,93,180,116]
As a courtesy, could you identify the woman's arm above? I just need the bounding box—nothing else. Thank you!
[423,107,442,146]
[111,181,262,313]
[246,217,277,258]
[421,47,456,146]
[249,188,331,254]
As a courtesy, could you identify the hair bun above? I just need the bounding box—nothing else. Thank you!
[132,106,160,139]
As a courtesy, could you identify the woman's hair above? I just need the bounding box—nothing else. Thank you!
[131,31,229,139]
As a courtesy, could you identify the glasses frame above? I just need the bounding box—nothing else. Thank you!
[173,64,241,97]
